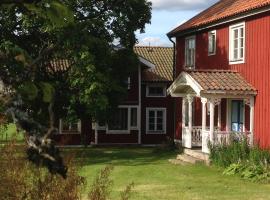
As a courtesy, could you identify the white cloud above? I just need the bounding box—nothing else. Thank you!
[151,0,218,11]
[137,37,172,47]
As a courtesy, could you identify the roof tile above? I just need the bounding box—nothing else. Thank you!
[168,0,270,36]
[134,46,173,82]
[187,70,257,94]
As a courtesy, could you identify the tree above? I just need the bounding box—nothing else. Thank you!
[0,0,151,177]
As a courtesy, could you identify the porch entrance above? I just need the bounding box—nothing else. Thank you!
[168,70,257,154]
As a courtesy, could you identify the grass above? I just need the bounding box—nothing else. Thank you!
[63,147,270,200]
[0,124,24,144]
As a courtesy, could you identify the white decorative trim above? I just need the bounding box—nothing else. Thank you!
[138,65,142,144]
[138,56,156,69]
[146,107,167,134]
[229,22,246,65]
[167,71,203,97]
[146,83,167,98]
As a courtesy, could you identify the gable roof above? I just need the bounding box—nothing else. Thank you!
[134,46,173,82]
[168,70,257,97]
[168,0,270,37]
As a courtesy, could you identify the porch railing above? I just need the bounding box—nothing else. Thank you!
[191,126,203,147]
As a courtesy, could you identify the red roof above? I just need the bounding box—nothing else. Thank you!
[168,0,270,36]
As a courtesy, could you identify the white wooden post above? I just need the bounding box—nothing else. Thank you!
[201,98,207,132]
[249,97,255,146]
[209,99,215,143]
[201,98,208,153]
[187,96,193,148]
[182,98,186,130]
[182,97,187,148]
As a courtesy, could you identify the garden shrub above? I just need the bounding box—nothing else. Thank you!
[88,165,135,200]
[0,140,85,200]
[210,138,270,183]
[0,140,135,200]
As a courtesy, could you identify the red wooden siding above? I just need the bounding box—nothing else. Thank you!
[175,11,270,147]
[141,83,174,144]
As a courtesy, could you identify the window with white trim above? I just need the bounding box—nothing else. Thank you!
[107,106,138,133]
[208,30,216,55]
[229,22,245,64]
[59,119,81,134]
[185,36,196,69]
[146,108,166,134]
[146,84,166,97]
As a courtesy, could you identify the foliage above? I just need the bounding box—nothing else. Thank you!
[209,138,250,167]
[88,165,134,200]
[0,141,85,200]
[0,0,152,176]
[210,139,270,183]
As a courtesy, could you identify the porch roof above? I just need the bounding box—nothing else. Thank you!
[168,70,257,97]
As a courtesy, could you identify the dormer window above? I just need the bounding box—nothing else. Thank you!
[185,36,196,69]
[229,22,245,64]
[208,30,216,55]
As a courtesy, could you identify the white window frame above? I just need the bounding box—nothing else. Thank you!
[208,30,216,56]
[185,35,196,69]
[146,108,167,134]
[146,84,167,98]
[59,119,81,134]
[106,105,139,134]
[229,22,245,65]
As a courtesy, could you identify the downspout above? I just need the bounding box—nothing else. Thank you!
[169,37,177,142]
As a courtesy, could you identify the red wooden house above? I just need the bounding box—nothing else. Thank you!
[167,0,270,153]
[55,46,175,145]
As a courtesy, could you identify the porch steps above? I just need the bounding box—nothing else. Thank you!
[175,149,210,165]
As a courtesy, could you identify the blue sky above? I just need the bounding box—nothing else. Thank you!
[137,0,219,46]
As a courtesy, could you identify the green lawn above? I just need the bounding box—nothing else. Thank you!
[0,124,24,143]
[66,147,270,200]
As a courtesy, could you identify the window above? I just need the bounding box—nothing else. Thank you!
[146,108,166,134]
[130,107,138,127]
[146,85,166,97]
[229,22,245,64]
[185,36,196,69]
[108,108,128,131]
[107,106,138,133]
[127,77,131,90]
[208,30,216,55]
[231,100,244,132]
[59,119,80,134]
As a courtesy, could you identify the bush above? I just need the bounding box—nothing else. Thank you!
[0,140,85,200]
[88,165,134,200]
[210,139,270,183]
[0,140,135,200]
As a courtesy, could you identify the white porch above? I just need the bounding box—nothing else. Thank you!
[168,70,257,154]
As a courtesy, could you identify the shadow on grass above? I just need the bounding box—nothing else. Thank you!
[62,147,178,167]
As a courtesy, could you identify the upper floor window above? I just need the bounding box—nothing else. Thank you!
[208,30,216,55]
[146,84,166,97]
[229,22,245,64]
[185,36,196,69]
